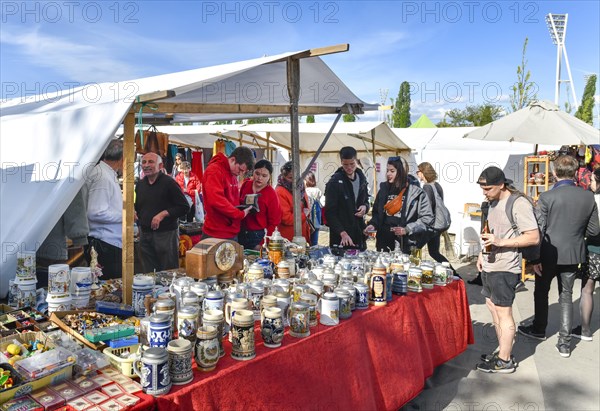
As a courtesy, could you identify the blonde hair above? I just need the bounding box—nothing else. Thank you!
[417,162,437,183]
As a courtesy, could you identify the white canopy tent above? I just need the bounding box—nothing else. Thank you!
[0,45,374,299]
[395,127,560,257]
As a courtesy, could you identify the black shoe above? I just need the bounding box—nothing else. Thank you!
[571,325,593,341]
[514,281,526,292]
[480,352,518,367]
[468,275,483,286]
[518,325,546,341]
[476,356,517,373]
[556,344,571,358]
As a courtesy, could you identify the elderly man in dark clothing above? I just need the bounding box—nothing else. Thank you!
[135,152,189,272]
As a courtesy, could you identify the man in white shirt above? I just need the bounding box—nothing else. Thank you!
[84,140,123,279]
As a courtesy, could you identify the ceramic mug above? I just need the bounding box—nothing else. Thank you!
[134,347,171,396]
[195,326,220,372]
[288,302,310,338]
[318,292,339,326]
[203,310,225,358]
[225,298,250,342]
[299,293,318,327]
[167,339,193,385]
[177,306,199,343]
[148,314,172,348]
[230,309,256,361]
[261,307,284,348]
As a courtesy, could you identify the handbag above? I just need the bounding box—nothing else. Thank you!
[383,188,406,216]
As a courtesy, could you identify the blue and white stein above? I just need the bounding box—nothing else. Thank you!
[133,275,155,317]
[203,290,224,312]
[354,283,369,309]
[256,258,274,280]
[134,347,171,396]
[149,314,172,348]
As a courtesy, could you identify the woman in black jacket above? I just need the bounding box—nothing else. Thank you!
[364,157,433,253]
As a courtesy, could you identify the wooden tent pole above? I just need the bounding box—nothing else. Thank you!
[122,113,135,305]
[372,129,377,196]
[287,57,303,243]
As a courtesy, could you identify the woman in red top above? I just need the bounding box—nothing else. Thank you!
[275,161,310,243]
[238,159,282,250]
[175,161,202,222]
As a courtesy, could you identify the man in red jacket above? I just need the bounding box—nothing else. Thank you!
[202,147,255,240]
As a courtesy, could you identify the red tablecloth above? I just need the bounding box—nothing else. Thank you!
[138,280,473,411]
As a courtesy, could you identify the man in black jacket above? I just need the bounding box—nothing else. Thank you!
[325,147,370,251]
[518,155,599,358]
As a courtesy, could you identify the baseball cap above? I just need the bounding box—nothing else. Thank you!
[477,166,513,186]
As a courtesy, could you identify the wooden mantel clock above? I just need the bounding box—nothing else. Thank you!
[185,238,244,279]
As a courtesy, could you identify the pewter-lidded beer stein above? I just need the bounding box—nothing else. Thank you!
[261,307,284,348]
[134,347,171,396]
[230,309,256,361]
[288,302,310,338]
[319,292,339,326]
[195,326,220,372]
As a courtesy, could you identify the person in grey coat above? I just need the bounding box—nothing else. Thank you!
[364,156,433,253]
[518,155,600,358]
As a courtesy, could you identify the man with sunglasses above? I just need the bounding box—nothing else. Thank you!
[325,146,370,251]
[202,147,255,240]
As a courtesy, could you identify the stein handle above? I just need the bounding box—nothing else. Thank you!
[224,302,232,325]
[133,357,143,380]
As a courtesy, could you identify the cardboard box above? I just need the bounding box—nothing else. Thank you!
[0,364,72,404]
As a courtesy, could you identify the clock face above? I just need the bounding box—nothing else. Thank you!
[215,242,237,271]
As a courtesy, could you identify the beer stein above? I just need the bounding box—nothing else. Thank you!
[407,267,423,293]
[176,306,199,343]
[133,275,154,317]
[354,283,369,309]
[148,314,171,348]
[299,293,318,327]
[307,279,324,298]
[261,307,284,348]
[260,295,278,312]
[274,292,291,326]
[335,289,352,320]
[203,290,224,312]
[190,282,209,299]
[420,262,434,289]
[167,339,193,385]
[434,263,448,286]
[225,297,250,342]
[134,347,171,396]
[248,282,264,321]
[340,284,357,311]
[319,292,339,326]
[203,310,225,358]
[288,302,310,338]
[276,260,291,279]
[369,259,387,306]
[246,262,265,283]
[195,326,220,372]
[230,309,256,361]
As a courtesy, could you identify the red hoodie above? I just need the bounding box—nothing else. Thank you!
[202,153,245,238]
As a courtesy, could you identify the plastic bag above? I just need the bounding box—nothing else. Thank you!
[195,191,205,223]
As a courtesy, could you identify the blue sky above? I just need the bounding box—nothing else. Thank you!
[1,1,598,124]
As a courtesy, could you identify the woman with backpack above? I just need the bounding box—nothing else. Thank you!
[364,157,433,253]
[304,171,323,246]
[417,162,453,265]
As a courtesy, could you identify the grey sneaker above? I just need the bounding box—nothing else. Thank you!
[556,344,571,358]
[571,325,593,341]
[477,356,517,373]
[480,352,518,367]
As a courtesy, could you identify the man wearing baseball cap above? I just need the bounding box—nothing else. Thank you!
[475,166,539,373]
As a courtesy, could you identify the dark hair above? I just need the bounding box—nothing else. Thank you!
[417,162,437,183]
[254,159,273,175]
[339,146,357,160]
[387,157,407,190]
[230,147,255,171]
[281,161,293,175]
[554,155,578,179]
[102,140,123,162]
[304,171,317,187]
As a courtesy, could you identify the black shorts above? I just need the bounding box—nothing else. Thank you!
[481,271,519,307]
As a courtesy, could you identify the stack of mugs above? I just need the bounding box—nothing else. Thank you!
[46,264,72,314]
[14,251,38,309]
[70,267,93,308]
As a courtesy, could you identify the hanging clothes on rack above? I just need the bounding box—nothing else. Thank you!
[192,150,204,184]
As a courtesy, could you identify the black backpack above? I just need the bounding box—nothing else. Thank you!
[505,192,542,262]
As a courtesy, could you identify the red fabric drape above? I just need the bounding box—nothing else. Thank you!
[136,281,473,411]
[191,150,203,184]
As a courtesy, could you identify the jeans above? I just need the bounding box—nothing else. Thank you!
[139,229,180,272]
[533,263,578,345]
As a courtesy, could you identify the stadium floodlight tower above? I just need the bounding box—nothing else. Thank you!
[546,13,578,110]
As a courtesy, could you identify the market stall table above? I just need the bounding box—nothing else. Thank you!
[135,280,473,411]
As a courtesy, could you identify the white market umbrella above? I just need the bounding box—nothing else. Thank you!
[463,100,599,146]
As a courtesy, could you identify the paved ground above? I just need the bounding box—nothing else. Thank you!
[403,258,600,411]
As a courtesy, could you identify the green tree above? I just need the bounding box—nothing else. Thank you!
[575,74,597,125]
[214,120,232,125]
[510,37,537,112]
[247,117,271,124]
[391,81,411,127]
[234,120,243,124]
[306,115,315,123]
[343,113,356,122]
[437,104,504,127]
